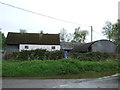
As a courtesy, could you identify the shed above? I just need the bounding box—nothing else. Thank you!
[72,40,117,53]
[60,42,81,51]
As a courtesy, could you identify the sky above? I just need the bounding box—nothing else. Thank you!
[0,0,119,42]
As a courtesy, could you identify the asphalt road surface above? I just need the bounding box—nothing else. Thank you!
[2,73,120,88]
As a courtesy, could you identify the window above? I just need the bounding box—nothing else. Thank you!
[25,46,29,49]
[52,46,55,49]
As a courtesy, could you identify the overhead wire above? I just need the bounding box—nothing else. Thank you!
[0,1,105,40]
[93,30,103,36]
[0,1,91,27]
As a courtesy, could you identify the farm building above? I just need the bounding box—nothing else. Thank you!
[60,42,81,51]
[5,32,60,52]
[72,40,117,53]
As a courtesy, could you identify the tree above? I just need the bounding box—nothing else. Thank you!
[59,28,69,42]
[39,30,43,34]
[66,33,73,42]
[102,20,120,43]
[80,30,89,43]
[19,29,27,33]
[72,27,81,42]
[102,21,113,40]
[60,28,73,42]
[112,19,120,43]
[72,27,88,43]
[0,30,6,50]
[60,28,67,42]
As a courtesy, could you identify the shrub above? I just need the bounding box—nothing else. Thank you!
[13,49,47,61]
[12,49,117,61]
[45,50,64,60]
[13,49,64,61]
[69,52,115,61]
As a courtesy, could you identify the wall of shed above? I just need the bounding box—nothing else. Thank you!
[19,44,60,51]
[91,41,117,53]
[6,45,19,52]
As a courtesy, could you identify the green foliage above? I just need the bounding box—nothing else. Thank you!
[2,59,119,77]
[60,28,73,42]
[0,60,2,76]
[102,21,112,40]
[70,52,116,61]
[0,31,6,50]
[72,27,88,43]
[13,49,47,60]
[45,50,64,60]
[118,44,120,54]
[12,50,117,61]
[102,20,120,43]
[60,28,68,42]
[112,19,120,43]
[19,29,27,33]
[13,49,64,61]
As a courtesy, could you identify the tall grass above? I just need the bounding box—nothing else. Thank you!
[2,59,120,77]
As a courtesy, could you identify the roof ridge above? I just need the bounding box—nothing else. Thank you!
[8,32,59,35]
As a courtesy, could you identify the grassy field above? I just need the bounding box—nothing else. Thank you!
[2,58,120,77]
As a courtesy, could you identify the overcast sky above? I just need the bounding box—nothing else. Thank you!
[0,0,119,42]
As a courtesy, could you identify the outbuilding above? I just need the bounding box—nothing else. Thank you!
[60,42,81,51]
[72,40,117,53]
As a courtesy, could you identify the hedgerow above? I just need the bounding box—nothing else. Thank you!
[13,49,64,61]
[11,49,117,61]
[69,52,117,61]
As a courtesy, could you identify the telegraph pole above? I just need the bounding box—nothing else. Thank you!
[91,26,93,42]
[118,1,120,20]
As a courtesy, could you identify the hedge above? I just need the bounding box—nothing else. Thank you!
[11,49,117,61]
[69,52,117,61]
[13,49,64,61]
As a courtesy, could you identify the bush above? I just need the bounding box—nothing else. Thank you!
[12,49,117,61]
[13,49,64,61]
[45,50,64,60]
[69,52,116,61]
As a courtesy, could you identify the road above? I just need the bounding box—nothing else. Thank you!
[2,73,120,88]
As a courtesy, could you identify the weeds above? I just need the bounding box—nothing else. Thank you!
[2,59,120,77]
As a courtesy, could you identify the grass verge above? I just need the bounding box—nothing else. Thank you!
[2,58,120,77]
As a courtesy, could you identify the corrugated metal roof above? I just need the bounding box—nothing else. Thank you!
[60,42,81,50]
[72,40,116,53]
[72,42,92,52]
[6,32,60,45]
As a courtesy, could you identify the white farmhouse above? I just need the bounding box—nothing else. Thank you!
[6,32,60,52]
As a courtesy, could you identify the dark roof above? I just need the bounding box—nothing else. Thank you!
[72,40,116,52]
[72,42,92,52]
[6,32,60,45]
[60,42,81,50]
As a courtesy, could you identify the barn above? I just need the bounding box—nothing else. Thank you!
[5,32,60,52]
[72,40,117,53]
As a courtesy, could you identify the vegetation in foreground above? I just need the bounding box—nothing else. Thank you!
[2,58,120,77]
[10,49,118,61]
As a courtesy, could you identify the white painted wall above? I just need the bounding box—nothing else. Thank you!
[19,44,60,51]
